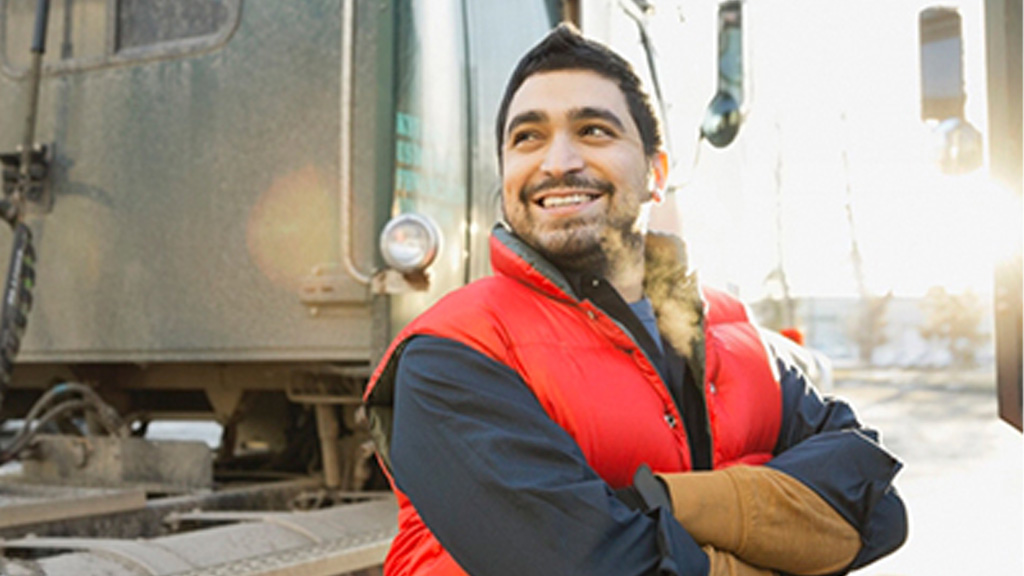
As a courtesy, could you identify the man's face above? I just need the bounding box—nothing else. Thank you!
[500,70,662,272]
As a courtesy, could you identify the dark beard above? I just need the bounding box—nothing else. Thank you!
[513,173,644,278]
[533,220,643,278]
[536,237,609,276]
[518,173,617,274]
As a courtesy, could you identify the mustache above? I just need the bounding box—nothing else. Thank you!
[520,174,615,202]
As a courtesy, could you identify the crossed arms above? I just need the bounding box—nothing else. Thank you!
[389,336,907,575]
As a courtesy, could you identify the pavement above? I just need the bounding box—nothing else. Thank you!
[829,368,1022,576]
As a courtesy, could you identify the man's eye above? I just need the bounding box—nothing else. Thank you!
[580,125,613,138]
[511,130,540,146]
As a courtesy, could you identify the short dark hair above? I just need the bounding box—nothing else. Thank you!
[495,24,662,162]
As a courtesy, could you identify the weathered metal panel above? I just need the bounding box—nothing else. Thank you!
[20,434,213,490]
[0,482,145,530]
[0,477,322,540]
[0,1,387,363]
[0,498,397,576]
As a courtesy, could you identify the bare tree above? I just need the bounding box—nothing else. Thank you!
[919,287,988,367]
[841,113,889,365]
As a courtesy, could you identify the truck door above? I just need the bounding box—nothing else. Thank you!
[386,0,557,332]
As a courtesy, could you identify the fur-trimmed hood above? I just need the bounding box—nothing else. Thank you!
[643,231,705,366]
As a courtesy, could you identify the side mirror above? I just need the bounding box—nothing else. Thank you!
[933,117,983,174]
[701,90,742,148]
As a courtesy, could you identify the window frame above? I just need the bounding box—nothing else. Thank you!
[918,6,966,121]
[0,0,241,78]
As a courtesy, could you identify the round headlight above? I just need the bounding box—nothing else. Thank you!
[379,213,441,274]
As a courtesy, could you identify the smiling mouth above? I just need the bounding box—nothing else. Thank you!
[522,175,614,210]
[537,193,600,209]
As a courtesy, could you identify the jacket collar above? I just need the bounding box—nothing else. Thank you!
[489,223,705,361]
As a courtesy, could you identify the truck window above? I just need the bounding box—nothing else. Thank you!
[919,7,965,121]
[117,0,231,51]
[717,0,743,106]
[2,0,238,74]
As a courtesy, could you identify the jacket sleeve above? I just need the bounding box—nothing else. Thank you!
[390,334,710,576]
[767,355,908,573]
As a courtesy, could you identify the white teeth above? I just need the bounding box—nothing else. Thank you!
[540,194,595,208]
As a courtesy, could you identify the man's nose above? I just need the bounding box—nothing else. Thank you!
[540,133,584,177]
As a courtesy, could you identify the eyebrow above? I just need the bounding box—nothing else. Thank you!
[505,106,628,142]
[505,110,547,139]
[569,106,627,132]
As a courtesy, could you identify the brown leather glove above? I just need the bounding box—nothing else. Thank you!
[658,466,860,576]
[704,546,776,576]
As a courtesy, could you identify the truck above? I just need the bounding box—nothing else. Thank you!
[0,0,1018,574]
[0,1,560,573]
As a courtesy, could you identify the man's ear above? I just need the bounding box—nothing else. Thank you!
[649,150,669,202]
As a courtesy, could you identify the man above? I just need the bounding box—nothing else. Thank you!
[364,24,906,576]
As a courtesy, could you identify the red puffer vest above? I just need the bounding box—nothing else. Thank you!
[365,230,782,576]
